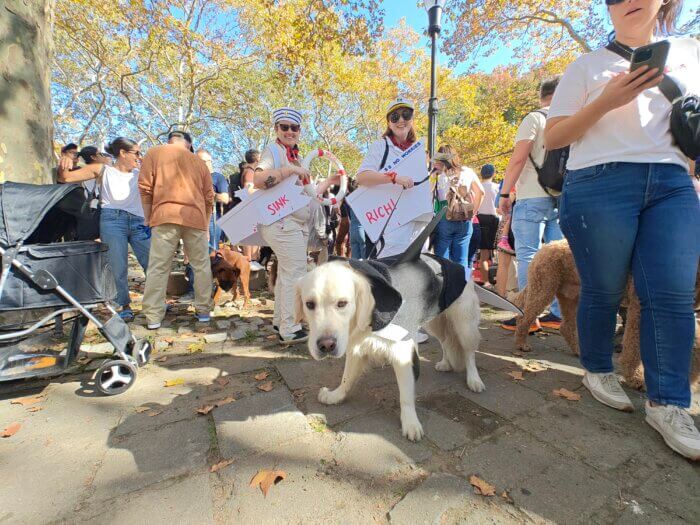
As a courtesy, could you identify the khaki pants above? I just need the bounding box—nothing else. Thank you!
[142,224,212,324]
[259,217,308,337]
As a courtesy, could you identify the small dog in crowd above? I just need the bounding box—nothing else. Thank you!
[210,247,251,307]
[294,212,518,441]
[514,240,699,391]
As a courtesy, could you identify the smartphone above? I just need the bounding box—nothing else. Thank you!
[630,40,669,76]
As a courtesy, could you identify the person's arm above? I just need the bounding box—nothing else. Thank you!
[470,178,484,213]
[202,163,215,219]
[57,162,102,183]
[497,140,533,214]
[253,148,310,189]
[241,166,255,187]
[545,65,662,150]
[138,154,155,226]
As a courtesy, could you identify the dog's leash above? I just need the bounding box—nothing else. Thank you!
[367,174,432,260]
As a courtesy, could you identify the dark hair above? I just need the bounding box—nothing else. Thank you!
[61,143,78,154]
[244,149,260,164]
[105,137,137,158]
[657,0,683,35]
[539,76,561,99]
[78,146,99,164]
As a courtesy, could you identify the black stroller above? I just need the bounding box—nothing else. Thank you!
[0,182,151,395]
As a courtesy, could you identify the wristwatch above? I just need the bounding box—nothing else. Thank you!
[499,193,510,198]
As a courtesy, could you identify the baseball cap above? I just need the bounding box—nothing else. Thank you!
[168,130,194,152]
[386,97,415,116]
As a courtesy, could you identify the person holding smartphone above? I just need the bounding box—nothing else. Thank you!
[545,0,700,460]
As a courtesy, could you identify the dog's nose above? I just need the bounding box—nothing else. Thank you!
[317,336,337,354]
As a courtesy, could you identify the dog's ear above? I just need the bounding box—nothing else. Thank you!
[346,260,402,331]
[294,280,305,324]
[210,252,224,268]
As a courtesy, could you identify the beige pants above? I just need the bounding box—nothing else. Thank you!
[142,224,212,324]
[259,217,309,337]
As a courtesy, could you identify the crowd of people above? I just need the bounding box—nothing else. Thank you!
[54,0,699,460]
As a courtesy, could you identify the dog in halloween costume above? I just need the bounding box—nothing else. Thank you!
[295,210,522,441]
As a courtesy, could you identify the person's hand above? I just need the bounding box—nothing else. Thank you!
[498,195,511,215]
[292,166,311,181]
[396,176,414,189]
[58,156,73,174]
[597,65,663,112]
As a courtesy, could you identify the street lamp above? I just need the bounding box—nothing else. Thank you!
[424,0,445,162]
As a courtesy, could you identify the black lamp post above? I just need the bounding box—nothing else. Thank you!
[425,0,445,162]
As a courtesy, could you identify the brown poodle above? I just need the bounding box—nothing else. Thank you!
[513,240,699,391]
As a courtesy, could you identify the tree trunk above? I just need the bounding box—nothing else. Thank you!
[0,0,54,184]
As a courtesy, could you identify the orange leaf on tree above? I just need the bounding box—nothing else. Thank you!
[553,388,581,401]
[254,371,269,381]
[469,475,496,496]
[249,469,286,497]
[210,459,234,472]
[1,422,21,438]
[257,381,274,392]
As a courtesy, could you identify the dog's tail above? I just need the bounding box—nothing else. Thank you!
[396,208,446,264]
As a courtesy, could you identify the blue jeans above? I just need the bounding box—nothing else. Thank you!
[512,196,563,317]
[434,217,472,268]
[209,214,219,252]
[560,162,699,408]
[349,210,365,259]
[100,208,151,307]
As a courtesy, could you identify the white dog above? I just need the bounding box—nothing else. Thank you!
[295,258,485,442]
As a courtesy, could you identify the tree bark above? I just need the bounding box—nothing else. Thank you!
[0,0,55,184]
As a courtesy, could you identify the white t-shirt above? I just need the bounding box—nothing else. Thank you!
[548,37,700,170]
[514,110,550,200]
[479,180,499,215]
[436,167,483,201]
[100,165,144,218]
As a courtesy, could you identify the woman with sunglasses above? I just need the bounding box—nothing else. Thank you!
[356,98,432,258]
[254,108,339,345]
[545,0,700,459]
[58,137,150,322]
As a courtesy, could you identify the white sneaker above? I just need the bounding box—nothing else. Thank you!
[582,372,634,412]
[645,402,700,461]
[415,329,430,344]
[147,322,161,330]
[250,261,265,272]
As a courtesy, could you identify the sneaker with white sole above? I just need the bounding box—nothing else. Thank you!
[278,329,308,346]
[415,329,430,344]
[250,261,265,272]
[582,372,634,412]
[147,322,161,330]
[645,402,700,460]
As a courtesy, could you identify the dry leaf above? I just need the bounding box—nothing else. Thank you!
[553,388,581,401]
[469,475,496,497]
[1,422,21,438]
[147,410,163,417]
[10,395,44,407]
[197,405,215,415]
[249,469,287,497]
[187,342,204,354]
[522,361,547,373]
[266,335,277,340]
[214,377,230,387]
[210,459,234,472]
[501,490,514,504]
[135,406,150,413]
[155,356,168,363]
[164,378,185,387]
[508,371,524,381]
[257,381,274,392]
[163,337,174,344]
[254,371,269,381]
[27,407,43,413]
[214,396,236,407]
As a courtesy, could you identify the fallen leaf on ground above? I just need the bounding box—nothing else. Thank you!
[214,377,230,387]
[469,475,496,496]
[265,335,277,340]
[135,406,150,413]
[210,459,234,472]
[163,337,174,344]
[254,371,269,381]
[214,396,236,407]
[164,378,185,387]
[257,381,274,392]
[501,490,514,504]
[154,356,168,363]
[521,361,547,373]
[10,395,45,407]
[197,405,215,415]
[1,422,21,438]
[187,342,205,354]
[249,469,286,497]
[27,407,43,413]
[553,388,581,401]
[147,410,163,417]
[508,371,524,381]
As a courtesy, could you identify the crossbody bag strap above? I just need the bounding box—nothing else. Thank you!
[605,41,683,103]
[378,138,390,171]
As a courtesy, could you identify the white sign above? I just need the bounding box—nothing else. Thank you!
[217,176,311,245]
[347,140,433,242]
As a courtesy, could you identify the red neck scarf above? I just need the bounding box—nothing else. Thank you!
[389,135,413,151]
[277,139,299,163]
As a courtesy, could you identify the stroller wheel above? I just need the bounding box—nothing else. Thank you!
[95,359,137,396]
[131,339,152,367]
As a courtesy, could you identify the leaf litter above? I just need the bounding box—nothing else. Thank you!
[210,459,234,473]
[164,378,185,387]
[254,371,269,381]
[257,381,274,392]
[250,469,286,497]
[507,371,524,381]
[469,475,496,497]
[1,422,21,438]
[553,388,581,401]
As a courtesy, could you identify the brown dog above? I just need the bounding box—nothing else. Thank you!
[210,247,251,307]
[513,240,699,391]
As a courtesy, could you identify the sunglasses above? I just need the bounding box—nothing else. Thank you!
[128,150,142,158]
[277,123,300,132]
[389,108,414,123]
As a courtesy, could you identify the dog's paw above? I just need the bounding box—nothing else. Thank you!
[435,359,452,372]
[467,375,486,393]
[318,387,345,405]
[401,413,424,442]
